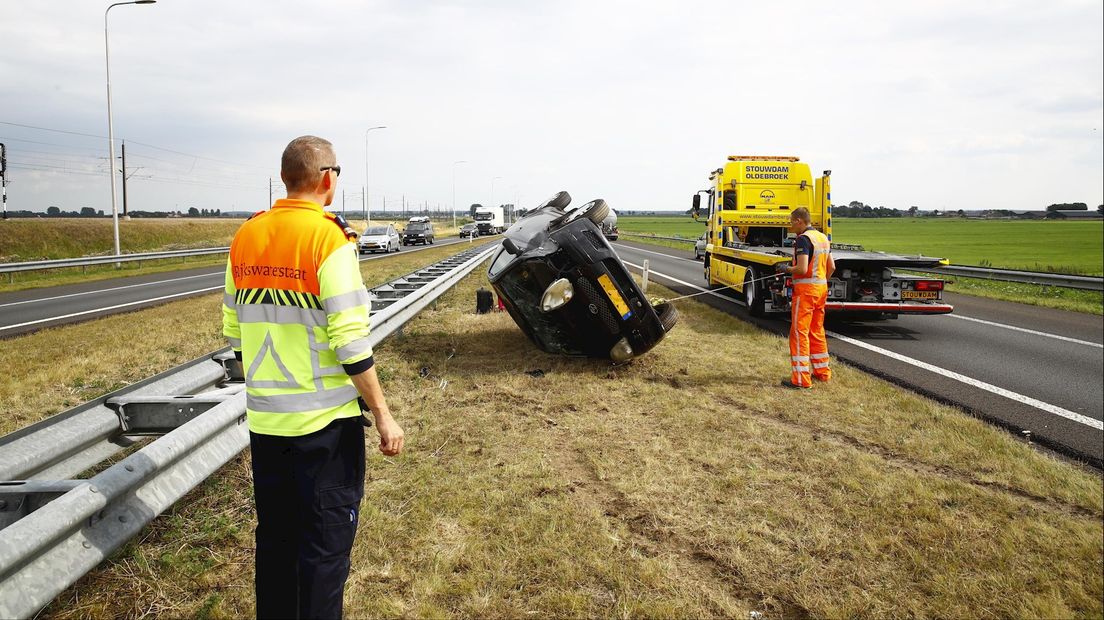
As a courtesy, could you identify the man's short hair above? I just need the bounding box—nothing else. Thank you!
[790,207,811,224]
[281,136,335,193]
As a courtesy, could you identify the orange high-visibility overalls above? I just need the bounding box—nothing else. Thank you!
[790,228,831,387]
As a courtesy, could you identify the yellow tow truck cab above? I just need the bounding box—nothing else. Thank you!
[692,156,952,318]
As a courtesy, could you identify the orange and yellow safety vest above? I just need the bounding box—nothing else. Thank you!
[793,228,831,287]
[222,199,373,437]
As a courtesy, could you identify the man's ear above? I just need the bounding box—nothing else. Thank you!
[319,170,334,192]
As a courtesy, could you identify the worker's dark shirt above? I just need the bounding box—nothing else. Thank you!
[795,234,813,257]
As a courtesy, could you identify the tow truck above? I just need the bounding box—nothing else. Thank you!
[693,156,953,318]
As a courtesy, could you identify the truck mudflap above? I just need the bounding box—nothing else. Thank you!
[824,301,954,314]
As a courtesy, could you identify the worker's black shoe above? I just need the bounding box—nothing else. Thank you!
[780,378,812,390]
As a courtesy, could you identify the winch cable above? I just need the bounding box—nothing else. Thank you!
[660,270,786,303]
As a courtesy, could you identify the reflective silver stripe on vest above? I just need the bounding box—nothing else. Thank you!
[247,384,359,414]
[793,278,827,285]
[223,292,236,307]
[236,304,328,327]
[227,336,242,349]
[336,337,373,362]
[322,288,372,314]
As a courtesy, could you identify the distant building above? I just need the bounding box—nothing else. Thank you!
[1045,210,1103,220]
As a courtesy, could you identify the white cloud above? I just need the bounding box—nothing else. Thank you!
[1,0,1101,216]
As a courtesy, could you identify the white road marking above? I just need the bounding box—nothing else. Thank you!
[612,242,700,264]
[0,272,220,308]
[622,261,1103,431]
[826,330,1103,431]
[946,313,1103,349]
[0,286,224,334]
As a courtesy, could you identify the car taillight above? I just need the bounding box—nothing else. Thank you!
[915,280,943,291]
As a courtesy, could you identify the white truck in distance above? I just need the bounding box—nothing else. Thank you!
[474,205,505,235]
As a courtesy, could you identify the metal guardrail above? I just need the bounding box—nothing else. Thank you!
[0,247,230,275]
[618,233,1103,291]
[909,265,1103,291]
[0,242,498,619]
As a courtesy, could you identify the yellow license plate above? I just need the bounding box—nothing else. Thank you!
[902,290,939,299]
[597,274,633,319]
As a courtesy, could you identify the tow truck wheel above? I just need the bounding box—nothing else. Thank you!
[744,269,765,317]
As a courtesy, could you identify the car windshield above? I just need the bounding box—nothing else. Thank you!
[365,226,388,235]
[487,247,514,277]
[408,223,427,232]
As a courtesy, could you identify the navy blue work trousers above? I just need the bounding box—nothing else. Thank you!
[250,416,365,620]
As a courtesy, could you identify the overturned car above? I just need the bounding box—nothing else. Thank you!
[487,191,678,361]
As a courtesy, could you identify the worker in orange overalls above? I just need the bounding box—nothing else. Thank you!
[776,207,835,389]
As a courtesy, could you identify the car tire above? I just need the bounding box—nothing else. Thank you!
[551,199,609,228]
[537,191,572,212]
[744,268,765,317]
[654,301,679,333]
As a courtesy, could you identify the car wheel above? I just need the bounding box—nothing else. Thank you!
[654,301,679,332]
[536,191,571,212]
[744,268,765,317]
[552,199,609,228]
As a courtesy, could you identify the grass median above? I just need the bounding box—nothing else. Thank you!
[4,249,1099,618]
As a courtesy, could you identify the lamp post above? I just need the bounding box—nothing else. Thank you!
[364,126,386,225]
[105,0,156,258]
[452,160,467,229]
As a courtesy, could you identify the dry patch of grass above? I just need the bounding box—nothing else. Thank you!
[17,257,1102,618]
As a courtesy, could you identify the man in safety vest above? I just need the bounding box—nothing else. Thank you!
[775,207,835,389]
[222,135,404,619]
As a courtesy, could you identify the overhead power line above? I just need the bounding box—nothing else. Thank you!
[0,120,270,170]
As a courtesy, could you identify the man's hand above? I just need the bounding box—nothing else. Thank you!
[774,263,790,274]
[374,411,404,456]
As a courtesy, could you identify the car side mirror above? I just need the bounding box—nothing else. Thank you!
[502,238,522,255]
[691,194,701,220]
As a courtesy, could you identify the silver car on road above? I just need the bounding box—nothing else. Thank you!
[359,224,401,254]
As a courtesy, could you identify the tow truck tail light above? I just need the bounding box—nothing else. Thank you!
[915,280,944,291]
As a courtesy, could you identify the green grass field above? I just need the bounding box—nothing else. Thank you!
[618,216,1103,275]
[617,215,1103,314]
[831,218,1103,276]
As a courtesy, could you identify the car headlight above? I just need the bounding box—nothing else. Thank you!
[609,337,634,362]
[540,278,574,312]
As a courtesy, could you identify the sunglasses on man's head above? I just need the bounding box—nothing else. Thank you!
[320,165,341,177]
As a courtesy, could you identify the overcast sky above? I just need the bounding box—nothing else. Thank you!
[1,0,1101,216]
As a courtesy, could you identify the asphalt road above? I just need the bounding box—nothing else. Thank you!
[0,237,477,339]
[611,240,1104,468]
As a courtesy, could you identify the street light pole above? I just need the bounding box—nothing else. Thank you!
[452,160,467,230]
[105,0,156,258]
[364,126,386,226]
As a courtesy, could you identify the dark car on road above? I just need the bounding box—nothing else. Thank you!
[487,191,677,361]
[403,220,435,245]
[460,223,479,239]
